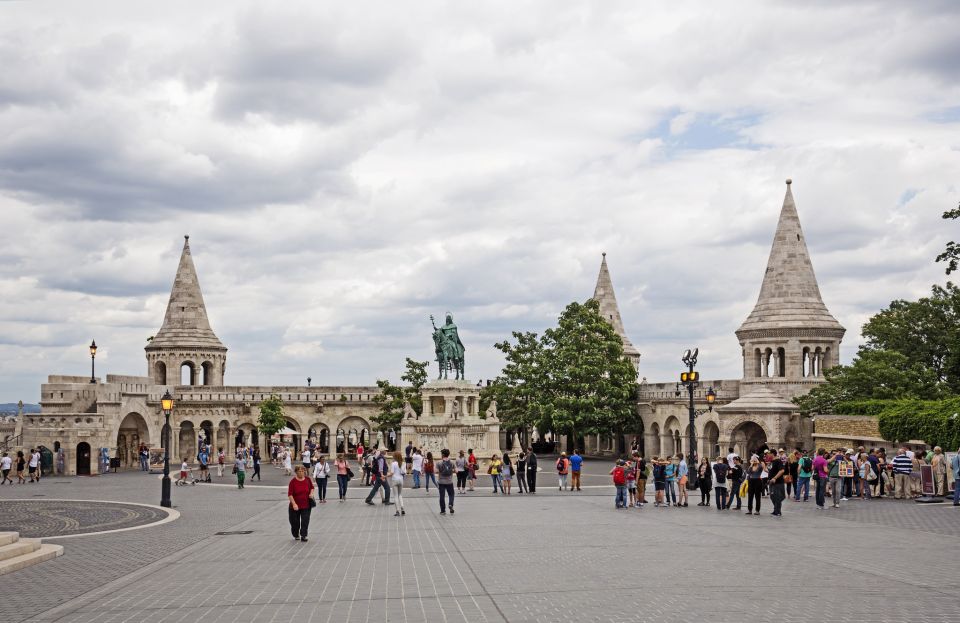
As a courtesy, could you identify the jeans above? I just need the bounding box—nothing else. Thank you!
[815,476,827,507]
[558,473,568,490]
[336,474,349,499]
[615,485,627,507]
[366,476,391,503]
[727,478,742,509]
[288,505,311,538]
[829,476,842,505]
[527,469,537,493]
[439,483,455,512]
[491,474,503,493]
[424,472,437,491]
[139,456,148,471]
[516,471,528,492]
[316,477,327,501]
[769,482,785,515]
[253,464,261,480]
[413,470,421,488]
[747,479,762,512]
[953,476,960,504]
[714,486,727,509]
[795,476,810,501]
[664,481,677,505]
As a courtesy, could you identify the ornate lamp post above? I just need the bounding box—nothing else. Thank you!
[89,340,97,383]
[307,377,311,387]
[160,389,174,508]
[677,349,716,486]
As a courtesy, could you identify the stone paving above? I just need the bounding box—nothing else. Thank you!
[0,500,169,538]
[0,460,958,622]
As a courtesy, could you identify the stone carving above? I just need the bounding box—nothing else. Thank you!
[485,399,497,420]
[451,399,460,419]
[315,401,324,414]
[403,401,417,420]
[430,313,465,380]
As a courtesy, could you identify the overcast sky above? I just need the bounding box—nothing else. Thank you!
[1,1,958,403]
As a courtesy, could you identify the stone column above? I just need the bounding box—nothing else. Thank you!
[661,434,674,456]
[423,396,432,417]
[643,431,658,456]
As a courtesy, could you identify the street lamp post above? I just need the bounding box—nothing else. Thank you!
[677,349,716,486]
[160,389,174,508]
[89,340,97,383]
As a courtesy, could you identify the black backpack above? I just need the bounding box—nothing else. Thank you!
[438,460,453,477]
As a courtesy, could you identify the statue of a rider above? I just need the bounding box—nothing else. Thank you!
[431,313,465,380]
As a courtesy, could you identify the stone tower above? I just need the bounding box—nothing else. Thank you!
[145,236,227,387]
[735,180,845,399]
[592,253,641,371]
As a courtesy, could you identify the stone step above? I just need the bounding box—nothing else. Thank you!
[0,543,64,576]
[0,538,40,561]
[0,531,19,547]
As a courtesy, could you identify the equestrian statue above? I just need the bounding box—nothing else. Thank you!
[430,313,465,380]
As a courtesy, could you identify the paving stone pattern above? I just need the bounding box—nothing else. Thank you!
[1,462,959,622]
[0,500,168,538]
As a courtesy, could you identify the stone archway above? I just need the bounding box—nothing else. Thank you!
[730,421,768,459]
[702,420,720,461]
[337,416,371,453]
[116,412,150,470]
[648,422,661,457]
[178,421,196,462]
[308,424,330,454]
[76,442,91,475]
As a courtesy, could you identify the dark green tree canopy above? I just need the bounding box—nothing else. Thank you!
[935,203,960,274]
[257,394,286,437]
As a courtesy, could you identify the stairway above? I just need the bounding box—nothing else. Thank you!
[0,531,63,575]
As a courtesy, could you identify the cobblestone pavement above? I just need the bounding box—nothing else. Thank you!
[0,500,169,538]
[1,460,958,623]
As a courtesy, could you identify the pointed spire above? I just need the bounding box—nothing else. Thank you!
[148,236,225,350]
[737,180,845,336]
[592,253,641,364]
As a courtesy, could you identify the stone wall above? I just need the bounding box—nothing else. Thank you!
[812,414,886,450]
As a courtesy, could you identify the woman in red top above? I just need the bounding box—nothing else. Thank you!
[287,465,316,542]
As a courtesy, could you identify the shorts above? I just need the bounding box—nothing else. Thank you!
[654,481,665,491]
[627,481,637,490]
[180,471,188,479]
[28,466,36,473]
[679,476,688,486]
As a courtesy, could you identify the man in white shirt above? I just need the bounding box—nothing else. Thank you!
[411,450,424,489]
[727,447,738,469]
[302,446,312,470]
[0,452,12,484]
[28,449,40,482]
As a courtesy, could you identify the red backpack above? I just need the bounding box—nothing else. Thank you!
[613,466,626,486]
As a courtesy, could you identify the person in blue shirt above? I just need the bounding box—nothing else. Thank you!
[569,451,583,492]
[664,458,677,507]
[198,447,210,483]
[676,454,689,507]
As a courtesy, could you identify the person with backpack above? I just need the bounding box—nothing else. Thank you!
[727,456,743,510]
[795,451,813,501]
[652,456,666,507]
[610,459,628,508]
[625,457,638,507]
[556,452,569,491]
[712,457,729,511]
[437,448,456,515]
[526,449,538,493]
[365,450,393,507]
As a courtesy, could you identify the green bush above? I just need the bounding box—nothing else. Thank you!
[834,400,898,416]
[874,397,960,450]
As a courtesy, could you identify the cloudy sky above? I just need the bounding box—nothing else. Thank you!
[1,1,958,402]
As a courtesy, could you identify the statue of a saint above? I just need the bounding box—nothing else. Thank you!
[430,313,465,380]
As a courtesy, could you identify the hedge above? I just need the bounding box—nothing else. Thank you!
[866,398,960,450]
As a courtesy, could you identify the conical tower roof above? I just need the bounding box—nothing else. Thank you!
[592,253,640,362]
[147,236,226,350]
[737,180,845,337]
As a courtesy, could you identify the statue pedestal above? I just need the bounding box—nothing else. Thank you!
[400,380,500,458]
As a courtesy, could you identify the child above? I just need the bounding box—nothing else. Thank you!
[625,458,638,507]
[610,460,627,508]
[178,458,190,485]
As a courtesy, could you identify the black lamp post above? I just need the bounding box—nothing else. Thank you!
[677,349,716,486]
[307,377,311,387]
[160,389,174,508]
[89,340,97,383]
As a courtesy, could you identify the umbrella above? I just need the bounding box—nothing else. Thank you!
[272,426,298,436]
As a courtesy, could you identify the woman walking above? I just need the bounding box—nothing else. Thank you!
[456,450,468,493]
[334,454,350,502]
[516,451,528,494]
[696,457,712,506]
[467,449,477,492]
[16,451,26,484]
[745,456,763,515]
[252,447,262,481]
[390,451,406,516]
[287,465,315,541]
[313,454,330,503]
[423,452,438,492]
[556,452,569,491]
[502,453,513,494]
[489,453,503,493]
[282,448,293,476]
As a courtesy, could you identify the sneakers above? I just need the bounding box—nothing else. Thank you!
[440,511,446,515]
[450,508,454,514]
[300,537,309,542]
[365,500,375,506]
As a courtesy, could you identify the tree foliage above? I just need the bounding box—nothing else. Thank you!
[257,394,286,437]
[876,398,960,451]
[372,358,428,432]
[487,299,637,447]
[935,203,960,274]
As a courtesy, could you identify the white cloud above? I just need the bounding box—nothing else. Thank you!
[0,0,958,401]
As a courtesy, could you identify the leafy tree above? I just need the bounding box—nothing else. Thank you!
[935,203,960,274]
[257,394,286,437]
[483,331,550,448]
[793,349,941,415]
[372,358,429,432]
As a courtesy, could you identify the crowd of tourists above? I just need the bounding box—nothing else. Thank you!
[606,444,960,516]
[0,448,43,484]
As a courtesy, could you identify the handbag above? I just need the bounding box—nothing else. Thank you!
[784,474,793,484]
[231,465,237,474]
[346,467,355,480]
[738,480,748,498]
[308,497,317,509]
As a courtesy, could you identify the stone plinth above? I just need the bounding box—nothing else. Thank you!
[400,380,500,456]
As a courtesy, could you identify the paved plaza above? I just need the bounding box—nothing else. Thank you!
[1,460,959,623]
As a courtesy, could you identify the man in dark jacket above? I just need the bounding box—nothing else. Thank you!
[526,449,538,493]
[365,450,393,506]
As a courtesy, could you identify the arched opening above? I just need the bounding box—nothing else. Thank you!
[308,424,330,454]
[178,421,196,462]
[154,361,167,385]
[335,428,346,454]
[776,347,786,377]
[754,348,762,377]
[180,362,196,386]
[199,420,214,451]
[216,420,230,453]
[117,412,150,469]
[731,421,768,459]
[763,348,773,377]
[802,347,811,378]
[648,422,661,457]
[338,417,371,453]
[76,442,91,475]
[702,421,720,460]
[202,361,214,386]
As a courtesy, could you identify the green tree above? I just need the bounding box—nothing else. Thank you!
[541,299,638,451]
[935,203,960,274]
[372,358,428,432]
[483,331,549,448]
[257,394,286,437]
[793,349,941,415]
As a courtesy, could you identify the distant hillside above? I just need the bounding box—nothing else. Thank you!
[0,403,40,414]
